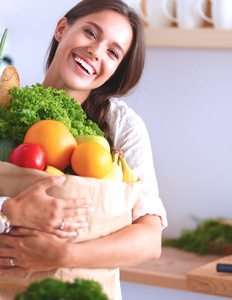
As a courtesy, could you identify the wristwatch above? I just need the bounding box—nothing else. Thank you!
[0,212,11,233]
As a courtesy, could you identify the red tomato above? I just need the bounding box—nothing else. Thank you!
[9,143,46,170]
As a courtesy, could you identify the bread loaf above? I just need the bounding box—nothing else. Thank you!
[0,65,20,108]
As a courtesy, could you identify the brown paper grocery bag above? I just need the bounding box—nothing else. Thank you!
[0,162,141,300]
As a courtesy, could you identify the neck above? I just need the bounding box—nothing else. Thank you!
[43,70,90,105]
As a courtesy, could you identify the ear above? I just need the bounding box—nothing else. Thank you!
[55,17,69,41]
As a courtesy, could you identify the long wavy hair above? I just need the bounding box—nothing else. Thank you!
[46,0,145,140]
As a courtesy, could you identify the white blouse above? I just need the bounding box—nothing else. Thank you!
[107,98,167,229]
[0,98,167,229]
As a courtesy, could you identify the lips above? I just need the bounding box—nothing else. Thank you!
[73,55,96,75]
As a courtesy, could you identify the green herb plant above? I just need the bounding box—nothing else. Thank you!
[163,217,232,255]
[14,278,109,300]
[0,83,104,144]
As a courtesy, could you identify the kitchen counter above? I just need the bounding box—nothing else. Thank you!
[120,247,232,297]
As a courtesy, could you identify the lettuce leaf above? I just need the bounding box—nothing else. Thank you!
[0,83,104,144]
[14,277,109,300]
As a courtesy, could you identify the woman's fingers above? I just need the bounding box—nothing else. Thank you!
[61,220,88,231]
[54,208,92,238]
[7,227,35,237]
[49,201,94,236]
[62,197,93,210]
[16,175,66,200]
[0,230,66,275]
[4,176,94,234]
[62,201,94,218]
[0,234,17,251]
[0,257,17,268]
[33,197,94,233]
[8,216,90,239]
[51,200,94,237]
[55,219,89,238]
[33,175,66,193]
[4,176,66,229]
[0,266,25,275]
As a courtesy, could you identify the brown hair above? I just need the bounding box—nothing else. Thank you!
[46,0,145,140]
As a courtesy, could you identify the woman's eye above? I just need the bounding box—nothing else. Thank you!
[84,29,96,39]
[108,49,119,59]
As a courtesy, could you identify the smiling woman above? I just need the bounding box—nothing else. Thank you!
[0,1,167,300]
[44,10,133,102]
[46,0,146,138]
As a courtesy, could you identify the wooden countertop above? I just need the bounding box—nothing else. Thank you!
[187,255,232,298]
[120,247,221,292]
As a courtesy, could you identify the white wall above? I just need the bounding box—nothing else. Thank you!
[1,1,231,239]
[0,0,81,85]
[126,47,232,238]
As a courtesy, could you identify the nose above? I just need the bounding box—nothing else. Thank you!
[87,42,104,61]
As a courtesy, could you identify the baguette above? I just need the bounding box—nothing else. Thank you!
[0,65,20,108]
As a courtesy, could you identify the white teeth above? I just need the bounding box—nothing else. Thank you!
[74,57,94,75]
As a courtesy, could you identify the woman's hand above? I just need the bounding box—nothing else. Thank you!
[2,176,94,238]
[0,228,68,274]
[0,215,162,275]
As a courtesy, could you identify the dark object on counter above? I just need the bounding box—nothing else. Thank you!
[217,263,232,273]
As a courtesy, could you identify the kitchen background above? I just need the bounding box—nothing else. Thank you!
[1,0,231,299]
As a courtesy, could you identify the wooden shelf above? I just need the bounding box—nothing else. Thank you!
[120,247,222,293]
[145,27,232,50]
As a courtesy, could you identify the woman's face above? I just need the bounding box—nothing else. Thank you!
[47,10,133,103]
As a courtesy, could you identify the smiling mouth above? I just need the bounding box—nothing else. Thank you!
[73,56,96,75]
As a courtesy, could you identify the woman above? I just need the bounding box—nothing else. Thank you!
[0,0,167,299]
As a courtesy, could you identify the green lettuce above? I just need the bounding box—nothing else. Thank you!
[0,83,103,144]
[14,278,109,300]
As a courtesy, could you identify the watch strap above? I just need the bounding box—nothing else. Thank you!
[0,197,10,212]
[0,212,11,233]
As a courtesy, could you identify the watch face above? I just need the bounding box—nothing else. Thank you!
[0,218,5,233]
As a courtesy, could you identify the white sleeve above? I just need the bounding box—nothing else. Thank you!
[0,197,10,212]
[107,99,168,229]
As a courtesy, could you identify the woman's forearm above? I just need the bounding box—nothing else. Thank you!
[65,214,162,269]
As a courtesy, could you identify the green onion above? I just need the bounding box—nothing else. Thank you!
[0,28,8,66]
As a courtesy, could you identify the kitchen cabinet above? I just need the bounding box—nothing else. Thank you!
[145,28,232,50]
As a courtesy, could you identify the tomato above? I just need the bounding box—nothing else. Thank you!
[9,143,46,170]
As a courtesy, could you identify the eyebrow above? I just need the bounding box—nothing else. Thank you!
[86,21,125,56]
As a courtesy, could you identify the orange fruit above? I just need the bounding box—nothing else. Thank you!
[23,120,77,170]
[71,142,112,179]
